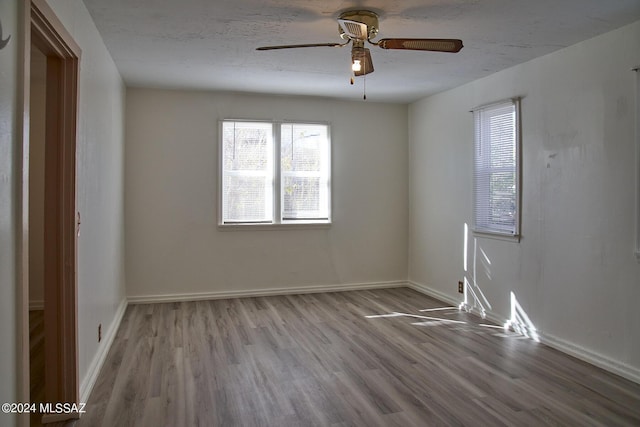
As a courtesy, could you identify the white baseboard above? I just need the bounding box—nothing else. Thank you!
[408,280,640,385]
[407,281,506,326]
[407,281,461,307]
[79,298,128,404]
[541,332,640,384]
[29,300,44,311]
[128,280,408,304]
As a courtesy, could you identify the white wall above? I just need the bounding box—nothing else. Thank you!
[44,0,127,398]
[0,1,20,425]
[409,20,640,380]
[125,89,408,298]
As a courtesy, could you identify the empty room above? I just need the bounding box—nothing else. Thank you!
[2,0,640,426]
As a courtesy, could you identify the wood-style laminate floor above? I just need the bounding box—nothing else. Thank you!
[30,309,46,427]
[30,310,75,427]
[75,288,640,426]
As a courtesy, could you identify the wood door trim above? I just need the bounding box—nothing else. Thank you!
[30,0,80,57]
[18,1,81,425]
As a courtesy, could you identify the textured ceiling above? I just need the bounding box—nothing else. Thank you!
[82,0,640,103]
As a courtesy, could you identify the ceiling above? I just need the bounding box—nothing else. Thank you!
[81,0,640,103]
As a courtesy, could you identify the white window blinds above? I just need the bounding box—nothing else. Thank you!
[220,120,331,226]
[222,121,274,223]
[473,99,520,236]
[281,124,330,220]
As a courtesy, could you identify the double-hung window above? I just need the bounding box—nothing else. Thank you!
[472,99,521,238]
[220,120,331,226]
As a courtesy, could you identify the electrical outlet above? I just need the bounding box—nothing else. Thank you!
[98,324,102,342]
[458,281,464,294]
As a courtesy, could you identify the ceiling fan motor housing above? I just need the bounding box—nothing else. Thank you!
[338,10,379,40]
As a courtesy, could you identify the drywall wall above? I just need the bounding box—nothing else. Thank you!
[125,90,408,298]
[0,1,19,425]
[44,0,127,397]
[409,20,640,379]
[29,45,46,309]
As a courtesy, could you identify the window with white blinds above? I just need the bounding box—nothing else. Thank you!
[222,121,274,223]
[281,123,330,220]
[220,120,331,226]
[472,99,520,237]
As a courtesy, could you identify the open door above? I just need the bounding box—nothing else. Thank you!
[21,0,81,425]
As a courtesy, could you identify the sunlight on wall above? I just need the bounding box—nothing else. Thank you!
[460,224,539,342]
[635,67,640,260]
[460,223,492,318]
[463,223,468,272]
[504,291,539,342]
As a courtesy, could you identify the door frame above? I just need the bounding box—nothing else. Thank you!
[17,0,81,425]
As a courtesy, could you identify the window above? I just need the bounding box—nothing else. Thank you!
[220,120,331,226]
[281,123,331,221]
[472,99,520,237]
[221,121,273,223]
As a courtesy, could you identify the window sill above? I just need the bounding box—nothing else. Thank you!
[472,229,521,243]
[217,221,331,231]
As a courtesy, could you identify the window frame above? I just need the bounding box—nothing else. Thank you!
[471,98,521,241]
[218,119,332,229]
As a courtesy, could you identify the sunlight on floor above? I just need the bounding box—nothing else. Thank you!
[365,312,467,326]
[419,307,458,312]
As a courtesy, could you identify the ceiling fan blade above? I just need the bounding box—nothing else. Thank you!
[338,19,368,40]
[376,38,463,53]
[256,42,348,51]
[352,47,374,76]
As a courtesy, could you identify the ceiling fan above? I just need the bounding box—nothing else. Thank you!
[256,10,463,78]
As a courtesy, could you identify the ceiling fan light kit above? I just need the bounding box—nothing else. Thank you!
[256,10,464,98]
[347,38,374,78]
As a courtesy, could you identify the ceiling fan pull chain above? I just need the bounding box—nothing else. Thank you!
[255,10,463,98]
[363,66,367,100]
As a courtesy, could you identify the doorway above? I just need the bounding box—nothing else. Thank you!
[22,1,81,425]
[28,41,46,427]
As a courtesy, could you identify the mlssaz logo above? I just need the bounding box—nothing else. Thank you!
[0,20,11,50]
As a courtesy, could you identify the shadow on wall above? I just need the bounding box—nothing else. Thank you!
[460,223,539,342]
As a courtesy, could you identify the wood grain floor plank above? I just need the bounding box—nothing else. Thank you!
[29,310,45,427]
[73,288,640,426]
